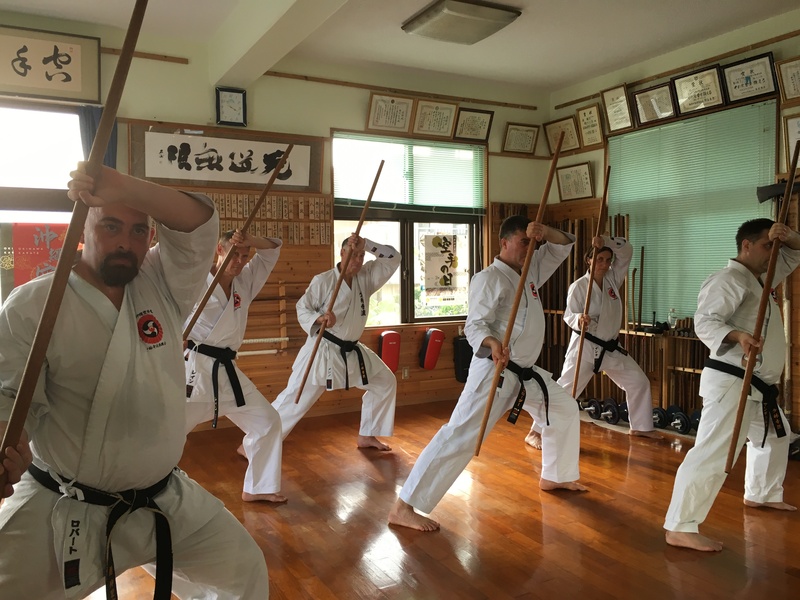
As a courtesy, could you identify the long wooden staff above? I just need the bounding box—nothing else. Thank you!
[637,246,644,329]
[0,0,149,491]
[724,139,800,473]
[474,132,565,455]
[183,144,294,339]
[294,160,385,403]
[571,166,611,399]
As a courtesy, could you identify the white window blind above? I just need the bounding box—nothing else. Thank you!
[608,100,775,325]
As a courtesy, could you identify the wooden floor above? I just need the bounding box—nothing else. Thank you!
[101,401,800,600]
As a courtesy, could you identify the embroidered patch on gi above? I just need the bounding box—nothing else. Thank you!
[608,287,618,300]
[359,291,366,316]
[64,559,80,589]
[529,283,538,299]
[136,311,164,346]
[233,292,241,309]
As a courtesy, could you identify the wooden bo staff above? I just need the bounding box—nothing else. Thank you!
[293,160,385,404]
[474,132,565,456]
[183,144,294,339]
[570,166,611,399]
[724,139,800,473]
[0,0,149,491]
[637,246,644,329]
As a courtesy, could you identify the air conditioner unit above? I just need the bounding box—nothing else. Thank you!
[402,0,521,45]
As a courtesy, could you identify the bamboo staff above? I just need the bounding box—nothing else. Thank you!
[474,132,565,456]
[294,161,385,404]
[183,145,294,339]
[570,166,611,399]
[0,0,149,491]
[637,246,644,329]
[724,139,800,473]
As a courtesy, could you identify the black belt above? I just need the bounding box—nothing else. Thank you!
[704,358,786,447]
[572,329,628,374]
[28,464,173,600]
[322,330,368,390]
[187,340,245,428]
[491,357,550,426]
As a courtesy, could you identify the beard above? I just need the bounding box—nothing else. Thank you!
[98,251,139,286]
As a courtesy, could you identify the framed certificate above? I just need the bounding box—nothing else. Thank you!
[576,104,604,147]
[776,55,800,106]
[601,84,634,133]
[784,114,800,173]
[453,108,494,142]
[543,116,581,154]
[721,53,777,104]
[502,122,539,154]
[556,162,594,201]
[412,99,458,138]
[633,83,676,125]
[366,92,415,133]
[671,66,725,115]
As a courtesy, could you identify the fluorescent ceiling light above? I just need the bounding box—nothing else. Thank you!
[402,0,521,45]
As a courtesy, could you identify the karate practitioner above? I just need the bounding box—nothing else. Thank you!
[0,164,269,599]
[525,235,661,450]
[389,215,586,532]
[272,233,401,450]
[184,229,287,504]
[664,218,800,552]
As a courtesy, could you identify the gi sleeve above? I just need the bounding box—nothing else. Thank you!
[360,238,401,296]
[694,271,747,357]
[605,236,632,288]
[529,232,575,288]
[563,278,590,332]
[774,245,800,283]
[465,269,505,358]
[296,272,330,336]
[241,239,283,301]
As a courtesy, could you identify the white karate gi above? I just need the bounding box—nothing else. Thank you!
[0,199,269,599]
[556,236,655,432]
[185,239,283,496]
[271,239,400,439]
[664,248,800,533]
[400,238,581,515]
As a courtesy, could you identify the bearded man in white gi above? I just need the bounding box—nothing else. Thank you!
[185,229,287,504]
[271,233,400,451]
[525,235,661,449]
[664,218,800,552]
[389,215,587,532]
[0,165,269,599]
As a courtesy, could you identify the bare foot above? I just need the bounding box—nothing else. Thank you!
[743,499,797,511]
[630,430,664,440]
[388,499,440,531]
[237,444,247,459]
[242,491,288,504]
[665,530,723,551]
[525,430,542,450]
[357,435,391,451]
[540,479,588,492]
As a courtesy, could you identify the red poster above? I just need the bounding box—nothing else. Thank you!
[12,223,69,287]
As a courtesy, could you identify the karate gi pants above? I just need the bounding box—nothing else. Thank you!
[400,360,580,515]
[664,380,791,533]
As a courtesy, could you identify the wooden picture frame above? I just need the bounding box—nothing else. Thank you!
[776,55,800,106]
[633,83,676,125]
[576,104,604,147]
[600,84,634,133]
[722,52,777,104]
[671,65,725,115]
[556,162,594,201]
[784,113,800,173]
[412,99,458,138]
[366,92,415,133]
[543,116,581,154]
[453,108,494,142]
[502,122,539,154]
[0,24,100,104]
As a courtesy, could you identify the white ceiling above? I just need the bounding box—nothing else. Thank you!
[2,0,799,91]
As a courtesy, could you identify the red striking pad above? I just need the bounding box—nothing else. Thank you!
[419,328,445,370]
[378,330,401,372]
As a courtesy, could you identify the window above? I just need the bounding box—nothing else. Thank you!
[608,100,775,324]
[333,132,485,324]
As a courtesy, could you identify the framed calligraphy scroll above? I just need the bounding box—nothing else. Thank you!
[126,119,324,193]
[0,25,100,104]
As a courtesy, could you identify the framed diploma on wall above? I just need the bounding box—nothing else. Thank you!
[576,104,604,147]
[601,84,634,133]
[721,53,777,104]
[366,92,415,133]
[671,66,724,115]
[633,83,676,125]
[502,122,539,154]
[556,162,594,201]
[543,116,581,154]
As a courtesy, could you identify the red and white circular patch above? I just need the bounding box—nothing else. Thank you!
[137,313,164,345]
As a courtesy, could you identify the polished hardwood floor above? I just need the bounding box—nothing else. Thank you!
[100,401,800,599]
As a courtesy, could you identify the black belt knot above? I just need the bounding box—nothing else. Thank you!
[490,357,550,426]
[187,339,244,428]
[27,464,174,600]
[704,358,786,447]
[572,329,627,374]
[322,330,368,390]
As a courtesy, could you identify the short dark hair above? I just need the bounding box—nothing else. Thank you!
[736,218,774,252]
[499,215,530,241]
[585,246,612,263]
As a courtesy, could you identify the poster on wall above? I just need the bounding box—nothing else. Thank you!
[12,223,69,287]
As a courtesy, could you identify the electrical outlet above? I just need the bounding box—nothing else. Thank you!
[402,366,409,379]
